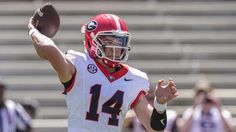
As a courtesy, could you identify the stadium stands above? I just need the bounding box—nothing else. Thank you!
[0,0,236,131]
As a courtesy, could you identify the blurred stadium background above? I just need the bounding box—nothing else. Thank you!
[0,0,236,131]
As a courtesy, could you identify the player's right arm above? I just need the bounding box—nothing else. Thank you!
[28,18,74,83]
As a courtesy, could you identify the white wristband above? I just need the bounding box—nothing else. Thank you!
[154,97,167,112]
[28,28,39,36]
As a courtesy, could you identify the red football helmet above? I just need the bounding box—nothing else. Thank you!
[81,14,131,67]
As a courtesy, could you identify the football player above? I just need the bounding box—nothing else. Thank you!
[28,13,178,132]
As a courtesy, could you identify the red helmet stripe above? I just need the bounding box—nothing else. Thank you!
[109,14,121,31]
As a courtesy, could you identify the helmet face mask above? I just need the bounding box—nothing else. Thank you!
[83,14,132,67]
[93,31,131,63]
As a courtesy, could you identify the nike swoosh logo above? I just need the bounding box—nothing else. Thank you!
[160,119,165,126]
[124,77,133,81]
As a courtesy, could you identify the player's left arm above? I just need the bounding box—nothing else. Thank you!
[133,79,178,132]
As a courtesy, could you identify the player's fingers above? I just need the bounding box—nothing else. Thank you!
[174,91,179,97]
[170,86,177,94]
[31,35,40,44]
[28,17,35,30]
[29,17,33,23]
[28,23,33,30]
[173,92,178,98]
[166,80,175,90]
[169,90,178,99]
[168,78,176,87]
[157,79,164,88]
[169,78,176,87]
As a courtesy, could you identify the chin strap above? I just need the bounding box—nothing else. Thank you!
[102,58,119,68]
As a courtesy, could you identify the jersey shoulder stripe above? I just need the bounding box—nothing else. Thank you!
[130,90,146,109]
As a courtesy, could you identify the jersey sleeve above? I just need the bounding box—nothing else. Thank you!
[129,70,150,109]
[62,68,77,94]
[65,50,78,65]
[62,50,78,94]
[63,50,86,94]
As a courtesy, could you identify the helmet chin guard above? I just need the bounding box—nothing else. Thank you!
[102,58,119,68]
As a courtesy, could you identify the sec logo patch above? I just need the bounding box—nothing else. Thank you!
[87,64,97,74]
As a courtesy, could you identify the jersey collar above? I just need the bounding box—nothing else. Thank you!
[94,59,128,83]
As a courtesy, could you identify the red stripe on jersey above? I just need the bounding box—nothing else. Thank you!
[63,68,77,94]
[130,90,146,109]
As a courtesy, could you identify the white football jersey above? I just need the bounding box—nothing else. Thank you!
[63,50,149,132]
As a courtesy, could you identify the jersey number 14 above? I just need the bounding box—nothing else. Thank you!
[86,84,124,126]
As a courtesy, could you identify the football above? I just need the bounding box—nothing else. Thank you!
[32,3,60,38]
